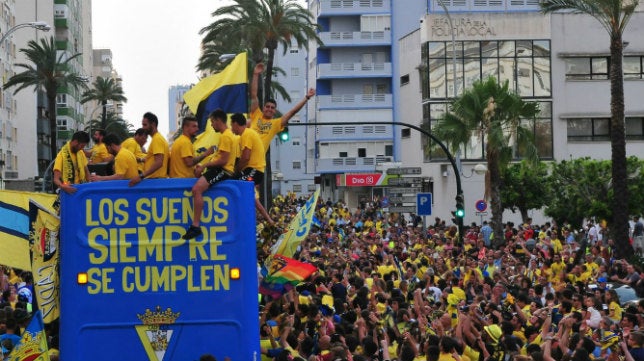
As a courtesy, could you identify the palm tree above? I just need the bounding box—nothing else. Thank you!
[199,0,320,102]
[541,0,637,259]
[432,77,540,247]
[3,36,87,161]
[199,0,320,209]
[81,76,127,130]
[84,111,133,142]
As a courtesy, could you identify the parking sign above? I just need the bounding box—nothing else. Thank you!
[416,193,432,216]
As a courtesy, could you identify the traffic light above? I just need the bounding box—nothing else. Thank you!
[455,194,465,218]
[278,127,289,142]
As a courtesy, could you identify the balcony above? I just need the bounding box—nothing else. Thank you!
[319,0,390,16]
[318,93,392,110]
[54,18,68,28]
[55,40,69,51]
[316,124,393,141]
[318,62,392,79]
[319,30,390,47]
[316,156,393,173]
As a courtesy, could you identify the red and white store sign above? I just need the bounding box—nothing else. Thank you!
[341,173,383,187]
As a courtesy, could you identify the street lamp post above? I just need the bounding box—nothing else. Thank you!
[291,121,466,245]
[0,21,51,58]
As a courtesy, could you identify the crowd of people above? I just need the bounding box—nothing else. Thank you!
[255,194,644,361]
[4,59,644,360]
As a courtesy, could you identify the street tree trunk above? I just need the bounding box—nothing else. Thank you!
[101,100,108,130]
[609,34,629,259]
[48,95,58,163]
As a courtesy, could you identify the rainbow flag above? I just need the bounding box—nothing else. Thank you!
[7,310,50,361]
[183,52,248,132]
[259,255,317,298]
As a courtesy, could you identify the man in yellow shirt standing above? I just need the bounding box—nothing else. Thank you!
[183,110,237,240]
[169,116,214,178]
[129,112,169,186]
[84,129,113,164]
[230,113,274,227]
[53,131,90,194]
[249,63,315,152]
[121,128,147,171]
[89,134,138,181]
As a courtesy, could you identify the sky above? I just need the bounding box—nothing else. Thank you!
[91,0,221,136]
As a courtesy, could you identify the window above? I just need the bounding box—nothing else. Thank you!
[564,57,608,80]
[400,74,410,86]
[292,138,301,146]
[401,128,411,138]
[291,67,300,77]
[56,118,68,130]
[567,118,610,141]
[358,148,366,157]
[293,185,303,192]
[292,161,301,169]
[624,56,644,79]
[424,40,551,99]
[339,151,348,158]
[385,145,393,156]
[56,94,67,106]
[567,117,644,141]
[307,184,317,192]
[289,49,299,54]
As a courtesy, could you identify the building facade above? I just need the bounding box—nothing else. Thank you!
[306,0,395,205]
[302,0,644,224]
[167,84,191,138]
[1,0,53,182]
[50,0,93,176]
[269,42,317,197]
[398,2,644,225]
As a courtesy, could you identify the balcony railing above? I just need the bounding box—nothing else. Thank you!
[318,93,392,109]
[319,30,391,47]
[318,62,392,78]
[316,156,393,173]
[319,0,391,15]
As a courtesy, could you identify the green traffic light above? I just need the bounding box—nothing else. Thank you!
[455,208,465,218]
[278,127,289,142]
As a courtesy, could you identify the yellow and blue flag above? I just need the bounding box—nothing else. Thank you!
[271,188,320,258]
[28,200,60,324]
[183,52,248,132]
[0,191,56,270]
[7,310,50,361]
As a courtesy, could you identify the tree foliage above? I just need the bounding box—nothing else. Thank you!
[81,76,127,130]
[544,157,644,230]
[541,0,639,258]
[4,37,87,162]
[432,77,541,246]
[500,160,550,222]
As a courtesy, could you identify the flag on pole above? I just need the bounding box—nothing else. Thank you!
[183,52,248,132]
[28,200,60,324]
[270,188,320,258]
[0,191,56,270]
[6,310,50,361]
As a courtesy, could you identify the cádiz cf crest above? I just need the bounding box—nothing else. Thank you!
[135,306,180,361]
